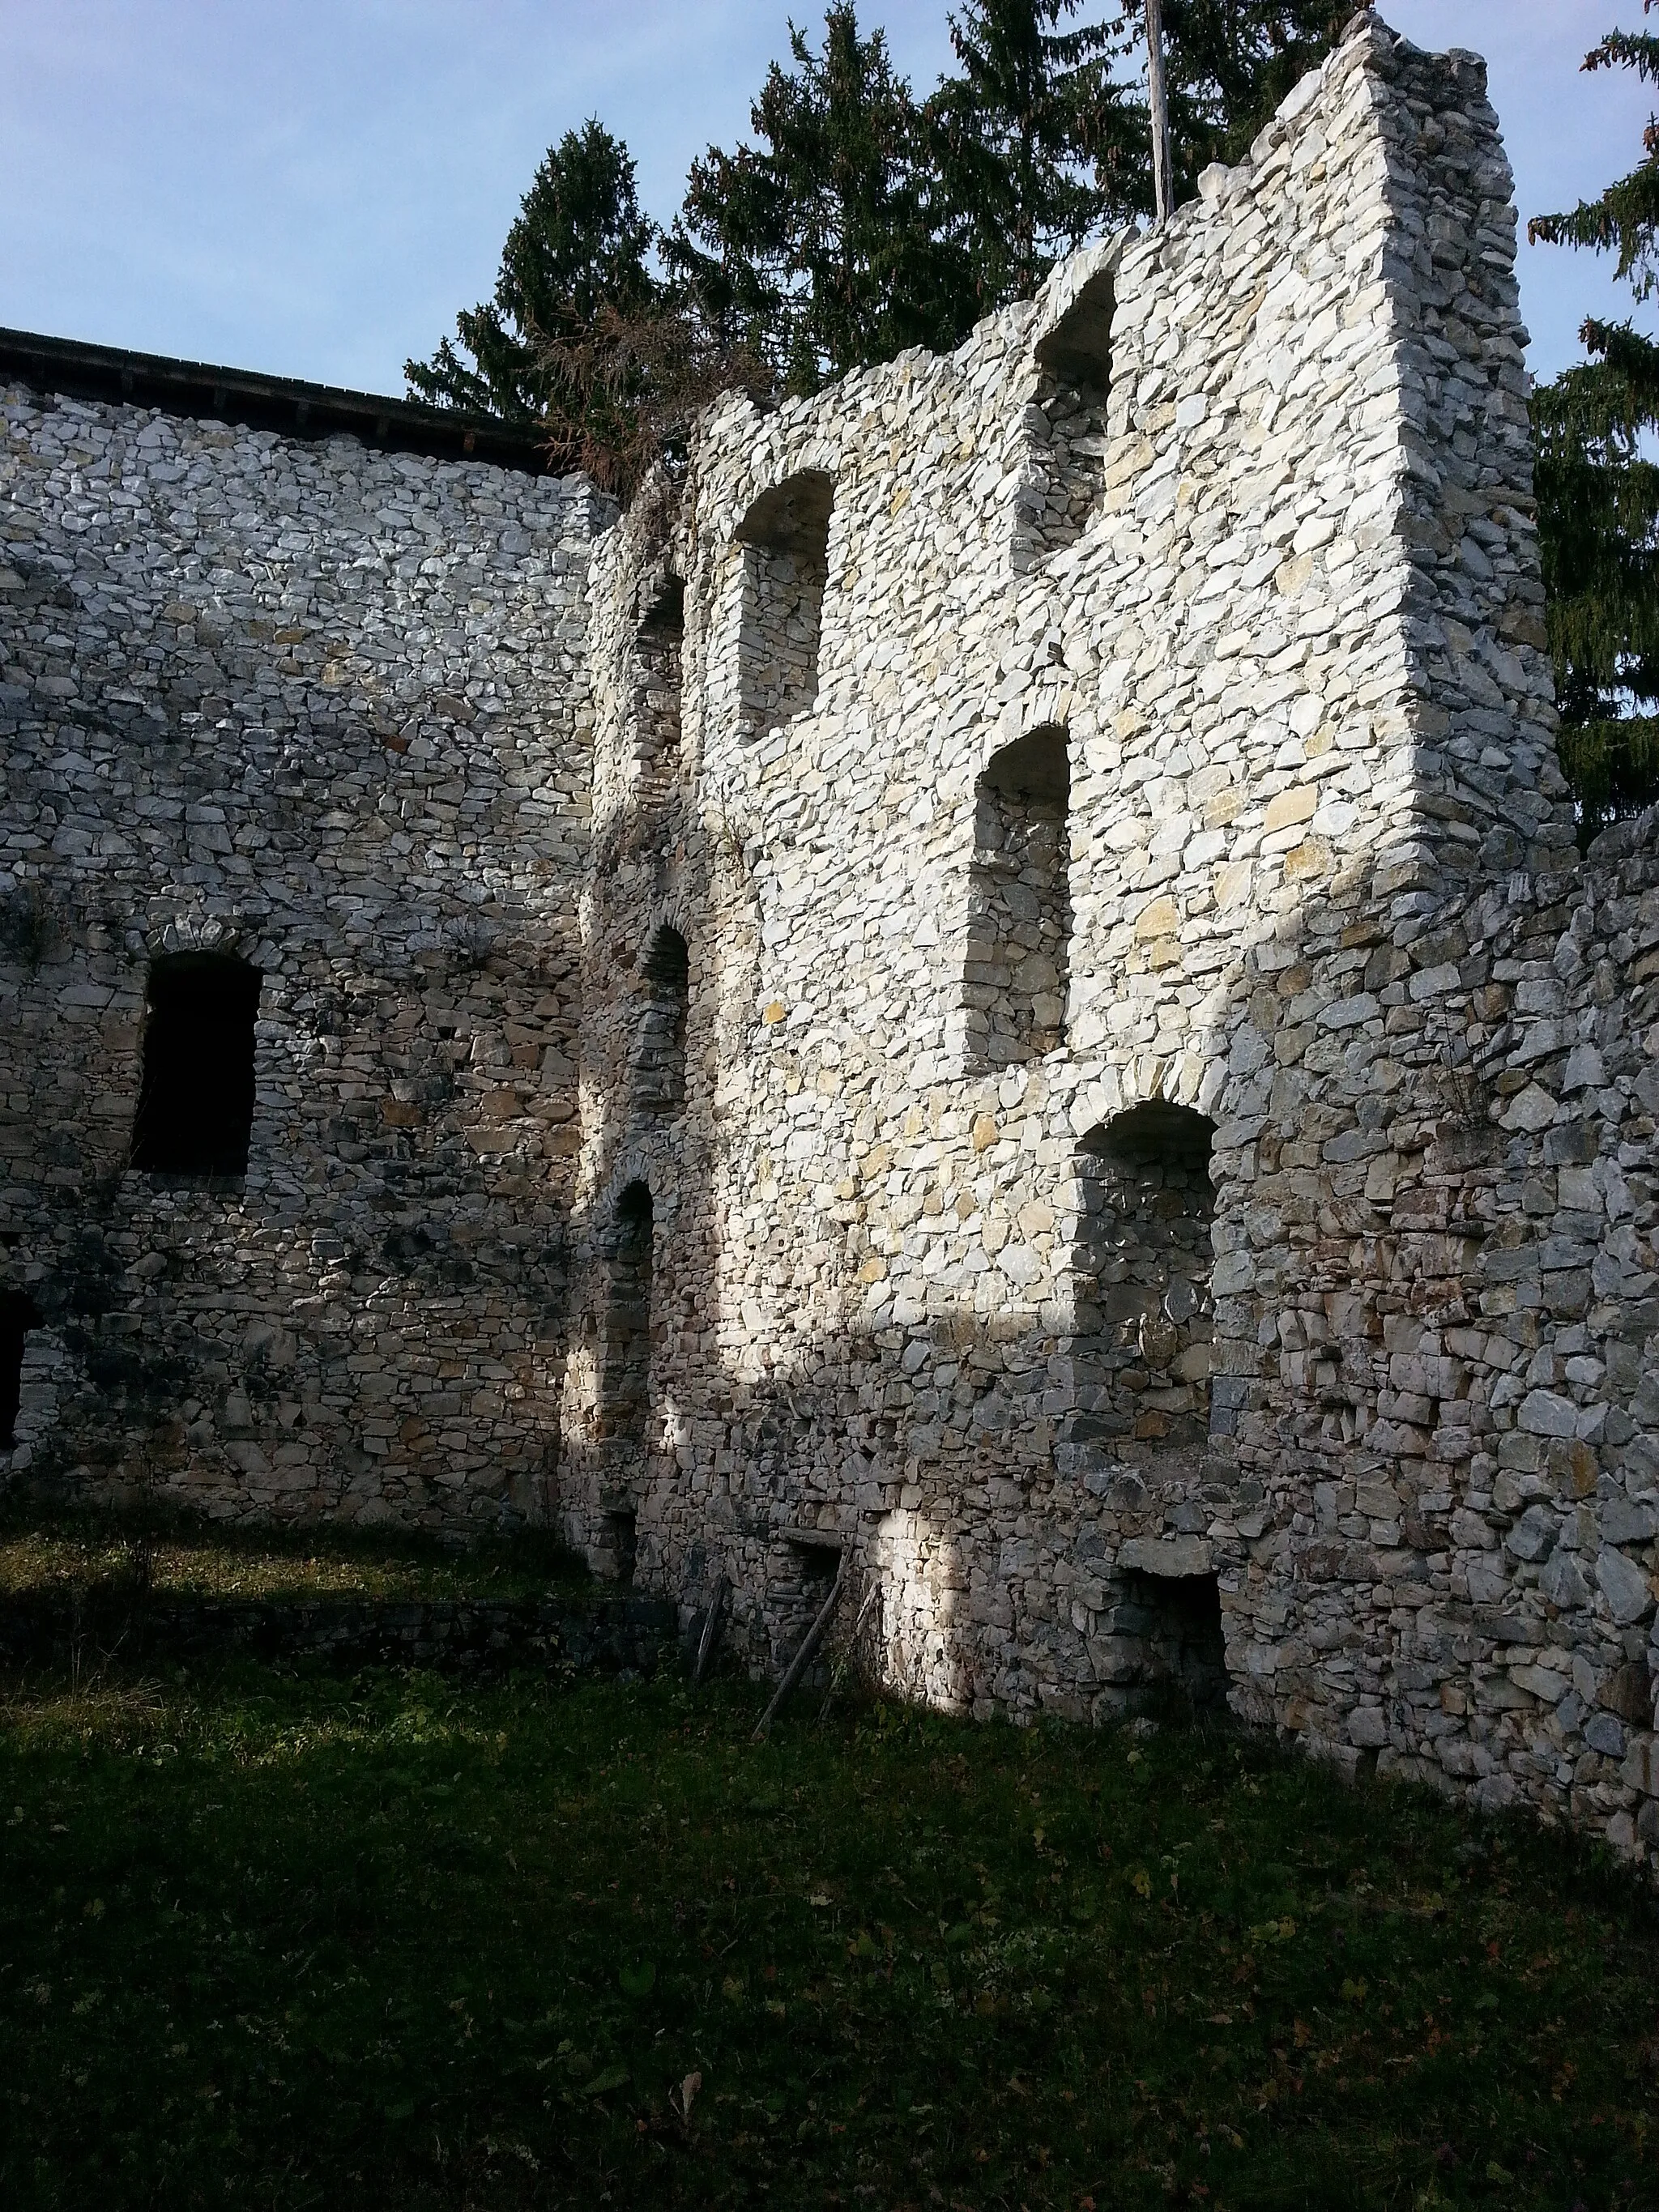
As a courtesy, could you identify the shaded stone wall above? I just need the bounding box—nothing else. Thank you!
[565,14,1659,1873]
[0,390,603,1530]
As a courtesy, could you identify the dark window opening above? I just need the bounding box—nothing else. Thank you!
[788,1532,841,1592]
[130,953,262,1178]
[1072,1102,1217,1456]
[601,1506,638,1588]
[964,725,1071,1068]
[1120,1569,1228,1712]
[631,927,689,1119]
[1024,268,1115,561]
[736,471,833,736]
[633,574,684,773]
[644,573,684,632]
[0,1289,44,1449]
[598,1182,654,1455]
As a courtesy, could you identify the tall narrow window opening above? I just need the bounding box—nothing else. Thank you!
[601,1506,639,1588]
[130,953,262,1178]
[0,1290,43,1449]
[599,1182,654,1459]
[631,927,689,1119]
[964,725,1071,1068]
[633,575,684,773]
[736,471,833,736]
[1024,269,1115,560]
[1074,1102,1216,1455]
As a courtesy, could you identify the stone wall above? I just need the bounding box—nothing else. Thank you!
[3,11,1657,1871]
[564,13,1659,1872]
[0,388,604,1532]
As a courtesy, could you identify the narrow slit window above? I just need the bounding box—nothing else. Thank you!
[631,927,689,1119]
[601,1506,638,1588]
[599,1182,654,1456]
[1025,268,1115,560]
[736,471,833,737]
[130,953,262,1178]
[963,724,1071,1068]
[1073,1102,1216,1457]
[633,575,684,772]
[0,1290,43,1449]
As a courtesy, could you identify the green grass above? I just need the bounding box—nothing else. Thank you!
[0,1501,589,1607]
[2,1662,1656,2211]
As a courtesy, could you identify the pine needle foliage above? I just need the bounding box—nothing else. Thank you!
[1529,2,1659,834]
[670,5,968,397]
[403,4,1352,483]
[928,1,1150,310]
[1141,0,1350,190]
[404,121,657,427]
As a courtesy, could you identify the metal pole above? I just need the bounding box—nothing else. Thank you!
[1145,0,1175,226]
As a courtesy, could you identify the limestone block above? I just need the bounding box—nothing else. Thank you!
[1119,1536,1213,1579]
[1598,1549,1654,1627]
[1619,1735,1659,1797]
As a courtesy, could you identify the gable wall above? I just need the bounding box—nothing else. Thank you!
[571,17,1659,1869]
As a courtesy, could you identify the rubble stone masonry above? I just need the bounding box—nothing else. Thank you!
[0,387,606,1531]
[4,13,1658,1868]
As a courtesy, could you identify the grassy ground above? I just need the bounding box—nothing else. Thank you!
[0,1502,587,1606]
[2,1660,1657,2212]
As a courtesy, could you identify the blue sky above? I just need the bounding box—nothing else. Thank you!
[2,2,1650,396]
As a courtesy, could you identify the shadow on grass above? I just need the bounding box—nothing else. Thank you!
[2,1657,1656,2210]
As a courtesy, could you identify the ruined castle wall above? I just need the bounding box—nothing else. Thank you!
[565,15,1659,1871]
[0,388,603,1529]
[1308,819,1659,1856]
[1206,39,1659,1853]
[5,12,1653,1870]
[568,18,1481,1638]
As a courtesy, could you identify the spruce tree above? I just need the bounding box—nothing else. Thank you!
[1147,1,1350,191]
[405,121,657,424]
[405,2,1357,483]
[926,1,1148,310]
[671,6,958,396]
[1530,7,1659,833]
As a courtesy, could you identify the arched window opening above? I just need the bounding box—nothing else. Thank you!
[598,1182,654,1459]
[736,471,833,736]
[1026,269,1115,560]
[1074,1102,1216,1455]
[0,1289,44,1449]
[631,927,689,1119]
[633,574,684,772]
[963,725,1071,1068]
[130,952,262,1178]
